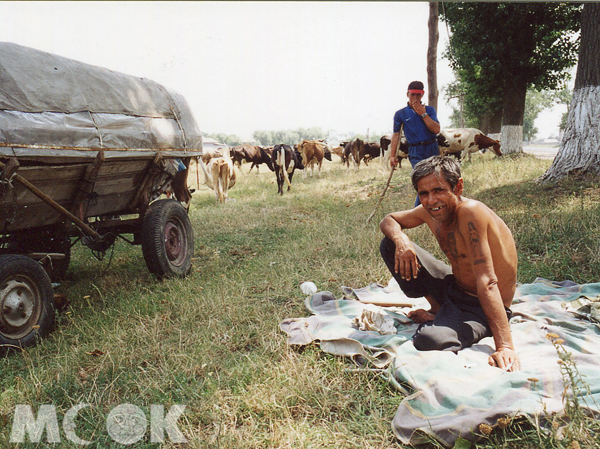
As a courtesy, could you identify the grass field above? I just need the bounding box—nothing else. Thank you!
[1,153,599,448]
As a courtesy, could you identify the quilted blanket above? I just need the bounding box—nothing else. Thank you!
[279,278,600,447]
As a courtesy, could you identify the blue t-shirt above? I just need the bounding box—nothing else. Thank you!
[393,104,439,144]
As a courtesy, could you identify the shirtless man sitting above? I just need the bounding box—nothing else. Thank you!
[380,156,519,371]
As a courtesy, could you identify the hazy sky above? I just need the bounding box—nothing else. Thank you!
[2,1,564,140]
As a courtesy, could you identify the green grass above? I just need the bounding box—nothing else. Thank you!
[1,154,599,448]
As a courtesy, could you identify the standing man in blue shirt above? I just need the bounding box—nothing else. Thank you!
[390,81,441,206]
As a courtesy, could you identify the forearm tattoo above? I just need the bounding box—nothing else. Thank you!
[467,221,485,265]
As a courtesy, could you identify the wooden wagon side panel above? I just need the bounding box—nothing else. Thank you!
[0,158,164,233]
[0,164,85,231]
[83,159,151,217]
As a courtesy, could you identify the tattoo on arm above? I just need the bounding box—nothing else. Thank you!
[467,222,486,265]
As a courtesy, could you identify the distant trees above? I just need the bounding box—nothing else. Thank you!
[523,91,552,142]
[253,127,328,146]
[205,127,381,147]
[204,133,245,146]
[440,3,581,152]
[523,88,572,142]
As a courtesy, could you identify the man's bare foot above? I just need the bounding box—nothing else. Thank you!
[407,309,435,323]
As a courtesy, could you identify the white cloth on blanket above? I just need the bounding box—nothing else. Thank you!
[352,309,397,335]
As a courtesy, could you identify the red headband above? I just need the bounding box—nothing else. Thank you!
[408,89,425,94]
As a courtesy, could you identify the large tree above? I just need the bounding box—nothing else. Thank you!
[440,3,581,153]
[539,3,600,182]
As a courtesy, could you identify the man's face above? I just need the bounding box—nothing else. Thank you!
[407,92,424,107]
[416,173,464,223]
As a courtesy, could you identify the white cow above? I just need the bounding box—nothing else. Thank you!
[198,148,237,203]
[440,128,502,162]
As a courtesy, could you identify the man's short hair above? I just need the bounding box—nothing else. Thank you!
[411,156,462,191]
[407,81,425,93]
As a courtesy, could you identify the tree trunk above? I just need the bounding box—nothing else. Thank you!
[427,2,439,111]
[489,109,502,134]
[539,3,600,182]
[500,84,527,154]
[479,114,490,134]
[479,108,502,134]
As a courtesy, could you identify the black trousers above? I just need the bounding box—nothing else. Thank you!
[380,237,510,352]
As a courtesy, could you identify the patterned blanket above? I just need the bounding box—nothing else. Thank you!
[280,278,600,447]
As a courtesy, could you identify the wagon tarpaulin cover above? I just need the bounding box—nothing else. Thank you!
[0,41,202,159]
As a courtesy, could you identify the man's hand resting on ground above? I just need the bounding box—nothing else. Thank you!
[408,309,435,324]
[489,347,520,372]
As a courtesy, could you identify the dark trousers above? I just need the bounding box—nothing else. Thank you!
[380,237,508,352]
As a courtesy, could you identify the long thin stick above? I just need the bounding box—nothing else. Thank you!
[366,165,396,223]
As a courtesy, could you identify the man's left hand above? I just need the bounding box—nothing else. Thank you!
[407,309,435,324]
[489,347,520,372]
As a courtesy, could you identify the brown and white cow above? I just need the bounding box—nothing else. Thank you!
[297,140,327,178]
[439,128,502,162]
[380,135,392,166]
[198,148,237,203]
[201,146,225,164]
[381,133,449,170]
[271,144,305,195]
[317,140,333,162]
[230,145,274,173]
[330,144,346,161]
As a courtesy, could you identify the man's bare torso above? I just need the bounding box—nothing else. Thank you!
[427,198,517,307]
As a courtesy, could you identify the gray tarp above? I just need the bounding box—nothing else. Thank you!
[0,42,202,159]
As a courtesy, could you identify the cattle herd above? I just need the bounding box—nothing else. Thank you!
[198,128,502,202]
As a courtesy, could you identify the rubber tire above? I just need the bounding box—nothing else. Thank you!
[0,254,56,354]
[141,199,194,279]
[7,229,71,282]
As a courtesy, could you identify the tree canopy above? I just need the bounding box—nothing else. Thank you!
[440,2,581,143]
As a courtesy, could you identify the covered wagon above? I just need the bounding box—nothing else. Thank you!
[0,42,203,350]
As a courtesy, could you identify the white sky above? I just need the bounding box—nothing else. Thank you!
[1,1,564,140]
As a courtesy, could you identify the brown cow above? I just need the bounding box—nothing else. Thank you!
[361,142,381,166]
[297,140,327,177]
[342,141,354,169]
[230,145,274,173]
[349,139,382,170]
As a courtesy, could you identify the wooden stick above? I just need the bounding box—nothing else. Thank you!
[366,165,396,223]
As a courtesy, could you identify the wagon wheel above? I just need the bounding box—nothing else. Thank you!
[7,227,71,282]
[141,199,194,279]
[0,255,56,354]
